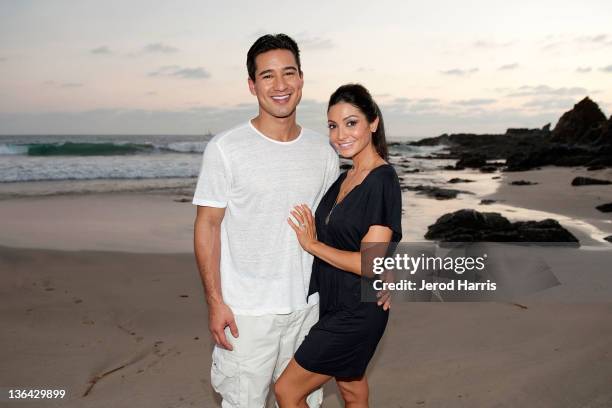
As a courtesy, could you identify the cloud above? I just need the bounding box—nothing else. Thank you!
[0,100,567,140]
[295,34,334,50]
[498,63,519,71]
[576,66,592,73]
[522,98,576,110]
[248,30,333,50]
[148,65,211,79]
[387,98,442,114]
[440,68,478,76]
[453,98,497,106]
[575,34,612,45]
[507,85,588,97]
[473,40,513,48]
[143,43,179,54]
[393,97,411,104]
[60,82,83,88]
[542,33,612,52]
[91,46,112,55]
[43,81,84,89]
[600,65,612,72]
[417,98,439,104]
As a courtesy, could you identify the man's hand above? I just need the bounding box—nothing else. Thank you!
[209,302,239,350]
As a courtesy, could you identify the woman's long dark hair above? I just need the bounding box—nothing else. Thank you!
[327,83,388,161]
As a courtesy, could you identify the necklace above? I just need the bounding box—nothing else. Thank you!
[324,161,387,225]
[324,199,339,225]
[324,168,354,225]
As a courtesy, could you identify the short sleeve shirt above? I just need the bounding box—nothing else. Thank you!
[193,121,340,315]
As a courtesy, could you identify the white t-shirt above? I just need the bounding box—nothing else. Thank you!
[192,120,340,315]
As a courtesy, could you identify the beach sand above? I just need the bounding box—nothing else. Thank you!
[1,166,612,407]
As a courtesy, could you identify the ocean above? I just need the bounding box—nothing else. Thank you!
[0,134,444,198]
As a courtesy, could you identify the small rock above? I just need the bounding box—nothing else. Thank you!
[595,203,612,213]
[448,178,475,184]
[510,180,538,186]
[479,165,498,173]
[571,176,612,186]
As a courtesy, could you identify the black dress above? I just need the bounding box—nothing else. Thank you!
[294,164,402,378]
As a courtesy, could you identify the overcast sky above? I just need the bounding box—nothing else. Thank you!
[1,0,611,139]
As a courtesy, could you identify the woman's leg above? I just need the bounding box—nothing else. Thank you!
[274,358,331,408]
[336,375,369,408]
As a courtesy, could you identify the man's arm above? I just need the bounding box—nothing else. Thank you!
[194,205,238,350]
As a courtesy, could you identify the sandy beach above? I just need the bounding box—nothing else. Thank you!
[1,165,612,407]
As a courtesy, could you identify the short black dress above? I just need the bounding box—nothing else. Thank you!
[294,164,402,378]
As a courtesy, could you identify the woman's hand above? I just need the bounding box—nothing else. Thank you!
[288,204,317,253]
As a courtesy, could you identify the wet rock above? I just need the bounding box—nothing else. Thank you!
[550,97,607,145]
[403,185,473,200]
[425,209,579,244]
[595,203,612,212]
[510,180,538,186]
[456,153,487,168]
[448,178,475,183]
[571,177,612,186]
[479,165,498,173]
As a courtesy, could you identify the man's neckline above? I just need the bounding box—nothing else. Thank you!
[248,119,304,145]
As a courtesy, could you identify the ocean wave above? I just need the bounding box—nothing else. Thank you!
[0,141,207,156]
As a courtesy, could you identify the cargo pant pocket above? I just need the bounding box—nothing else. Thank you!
[211,348,240,407]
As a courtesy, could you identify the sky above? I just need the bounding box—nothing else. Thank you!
[1,0,611,140]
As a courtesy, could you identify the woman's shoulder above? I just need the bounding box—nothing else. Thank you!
[368,163,400,184]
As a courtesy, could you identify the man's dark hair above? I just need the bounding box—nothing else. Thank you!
[247,34,301,81]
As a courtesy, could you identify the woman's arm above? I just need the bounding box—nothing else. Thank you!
[288,204,392,276]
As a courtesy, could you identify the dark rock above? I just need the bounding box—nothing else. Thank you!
[456,153,487,168]
[506,128,547,135]
[604,235,612,243]
[479,165,498,173]
[505,145,603,171]
[492,176,501,179]
[448,178,475,183]
[442,164,464,170]
[403,185,473,200]
[406,97,612,172]
[424,209,579,244]
[510,180,538,186]
[587,165,606,171]
[595,203,612,212]
[403,168,420,173]
[551,97,607,145]
[480,199,496,205]
[409,133,450,146]
[571,177,612,186]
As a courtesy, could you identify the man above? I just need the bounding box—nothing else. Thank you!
[192,34,339,407]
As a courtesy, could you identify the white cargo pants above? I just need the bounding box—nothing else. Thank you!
[210,303,322,408]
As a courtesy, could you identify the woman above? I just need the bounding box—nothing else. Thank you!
[275,84,402,407]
